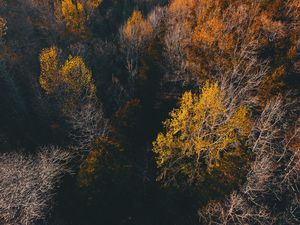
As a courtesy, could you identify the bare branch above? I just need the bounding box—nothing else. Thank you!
[0,147,72,225]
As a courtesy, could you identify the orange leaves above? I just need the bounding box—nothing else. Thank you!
[169,0,197,14]
[271,65,286,81]
[250,13,285,45]
[168,0,197,35]
[0,17,7,39]
[287,46,297,59]
[193,18,224,47]
[207,18,224,32]
[86,0,102,10]
[124,11,143,40]
[123,10,153,46]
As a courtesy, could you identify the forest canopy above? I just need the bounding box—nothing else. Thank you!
[0,0,299,225]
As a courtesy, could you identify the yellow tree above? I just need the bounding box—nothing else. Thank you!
[153,82,252,192]
[39,47,60,94]
[60,55,96,109]
[61,0,87,34]
[39,47,96,112]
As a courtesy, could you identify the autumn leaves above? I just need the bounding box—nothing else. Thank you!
[37,0,299,216]
[153,82,252,192]
[59,0,102,35]
[39,47,96,113]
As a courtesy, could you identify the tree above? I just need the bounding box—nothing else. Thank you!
[199,95,300,225]
[122,10,153,47]
[161,0,300,97]
[59,55,96,110]
[61,0,87,34]
[68,100,109,153]
[162,0,197,84]
[78,136,129,188]
[120,10,154,95]
[153,81,252,194]
[39,47,96,113]
[39,47,106,153]
[39,46,60,95]
[77,136,134,224]
[0,146,72,225]
[60,0,102,35]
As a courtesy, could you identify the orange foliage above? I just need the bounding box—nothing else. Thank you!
[165,0,300,95]
[169,0,197,14]
[193,18,224,47]
[123,10,153,45]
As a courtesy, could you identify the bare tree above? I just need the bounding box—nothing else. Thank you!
[0,146,72,225]
[199,192,273,225]
[67,99,109,154]
[220,40,269,111]
[162,3,194,85]
[199,96,300,225]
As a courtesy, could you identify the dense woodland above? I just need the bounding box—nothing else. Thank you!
[0,0,300,224]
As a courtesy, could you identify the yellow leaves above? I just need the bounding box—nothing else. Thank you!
[168,91,194,135]
[198,82,225,112]
[60,56,96,95]
[217,106,251,154]
[39,47,96,112]
[39,47,59,94]
[60,55,96,110]
[61,0,87,34]
[60,0,102,34]
[123,10,153,44]
[229,106,251,137]
[153,133,173,166]
[153,81,252,184]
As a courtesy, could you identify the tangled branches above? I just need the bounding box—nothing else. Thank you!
[199,96,300,225]
[0,146,72,225]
